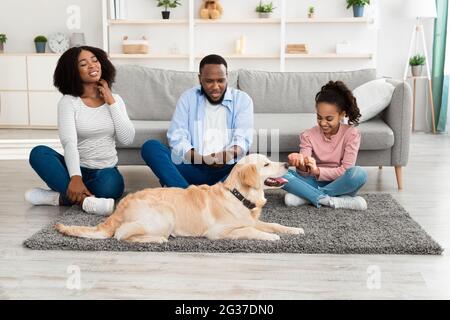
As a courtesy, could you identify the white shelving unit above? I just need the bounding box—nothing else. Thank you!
[102,0,376,72]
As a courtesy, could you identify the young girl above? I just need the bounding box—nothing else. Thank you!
[25,46,135,215]
[283,80,368,210]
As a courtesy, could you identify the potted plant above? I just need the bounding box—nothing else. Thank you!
[156,0,181,20]
[409,54,426,77]
[346,0,370,18]
[308,6,315,19]
[0,34,6,53]
[256,1,276,19]
[34,35,47,53]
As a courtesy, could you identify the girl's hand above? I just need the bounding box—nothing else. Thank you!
[67,176,92,205]
[97,79,115,105]
[305,156,320,177]
[288,153,308,172]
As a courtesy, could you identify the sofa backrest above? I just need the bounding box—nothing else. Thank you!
[113,65,239,121]
[113,65,377,119]
[237,69,377,113]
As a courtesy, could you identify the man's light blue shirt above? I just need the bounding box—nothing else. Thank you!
[167,85,254,163]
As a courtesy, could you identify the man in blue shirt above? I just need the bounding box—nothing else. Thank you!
[141,54,254,188]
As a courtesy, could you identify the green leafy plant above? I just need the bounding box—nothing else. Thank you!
[409,54,426,66]
[308,6,315,14]
[256,1,276,13]
[346,0,370,9]
[0,34,7,43]
[34,35,48,43]
[156,0,181,11]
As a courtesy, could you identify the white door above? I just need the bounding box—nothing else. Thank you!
[29,92,61,126]
[0,91,29,126]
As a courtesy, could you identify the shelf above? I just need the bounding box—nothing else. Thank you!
[109,53,189,59]
[108,19,189,25]
[107,17,373,25]
[286,17,374,24]
[0,53,61,56]
[196,54,280,59]
[407,76,429,79]
[285,53,373,59]
[194,18,281,25]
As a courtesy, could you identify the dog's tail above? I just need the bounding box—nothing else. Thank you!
[54,213,122,239]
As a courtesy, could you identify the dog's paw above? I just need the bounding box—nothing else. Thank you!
[288,227,304,235]
[155,237,169,244]
[54,223,65,233]
[265,234,281,241]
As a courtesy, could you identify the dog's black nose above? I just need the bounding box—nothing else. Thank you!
[283,162,289,169]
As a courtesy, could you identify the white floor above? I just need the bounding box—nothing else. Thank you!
[0,131,449,299]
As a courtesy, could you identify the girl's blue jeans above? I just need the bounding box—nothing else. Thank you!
[282,166,367,208]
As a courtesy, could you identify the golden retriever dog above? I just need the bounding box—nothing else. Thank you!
[55,154,304,242]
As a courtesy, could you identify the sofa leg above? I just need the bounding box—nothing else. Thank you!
[395,166,403,190]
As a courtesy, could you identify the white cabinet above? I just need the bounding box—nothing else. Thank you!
[0,54,60,128]
[0,56,27,90]
[0,92,29,126]
[27,56,59,91]
[29,92,61,126]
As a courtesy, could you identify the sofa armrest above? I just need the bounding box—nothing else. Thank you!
[382,79,413,166]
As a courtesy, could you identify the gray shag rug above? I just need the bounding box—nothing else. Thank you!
[23,192,443,255]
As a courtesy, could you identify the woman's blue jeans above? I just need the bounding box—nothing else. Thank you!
[282,166,367,208]
[29,145,125,205]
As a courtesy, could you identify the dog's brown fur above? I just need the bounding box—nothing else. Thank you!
[55,154,304,242]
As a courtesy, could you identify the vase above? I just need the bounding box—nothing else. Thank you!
[35,42,46,53]
[162,11,170,19]
[353,5,364,17]
[259,12,271,19]
[411,65,423,77]
[70,33,86,48]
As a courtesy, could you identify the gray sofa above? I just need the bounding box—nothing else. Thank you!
[113,65,412,189]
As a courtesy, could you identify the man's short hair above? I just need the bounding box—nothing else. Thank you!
[199,54,228,73]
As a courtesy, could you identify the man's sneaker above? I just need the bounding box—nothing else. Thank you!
[24,188,59,206]
[330,195,367,211]
[284,193,309,207]
[82,197,115,215]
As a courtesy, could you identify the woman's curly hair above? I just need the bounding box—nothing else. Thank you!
[53,46,115,97]
[315,80,361,125]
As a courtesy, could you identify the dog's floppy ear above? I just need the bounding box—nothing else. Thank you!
[239,164,260,189]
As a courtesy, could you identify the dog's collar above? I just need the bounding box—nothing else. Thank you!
[230,188,256,210]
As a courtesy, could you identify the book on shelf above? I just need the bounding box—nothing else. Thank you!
[286,44,309,54]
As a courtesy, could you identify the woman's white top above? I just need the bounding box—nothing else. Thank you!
[57,94,135,177]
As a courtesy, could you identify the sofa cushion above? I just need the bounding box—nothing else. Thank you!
[238,69,377,113]
[121,115,394,152]
[117,120,170,149]
[113,65,238,121]
[254,114,394,152]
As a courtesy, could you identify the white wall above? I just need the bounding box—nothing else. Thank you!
[0,0,435,131]
[0,0,103,52]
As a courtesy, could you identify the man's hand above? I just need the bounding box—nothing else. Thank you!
[67,176,92,205]
[202,153,223,168]
[305,156,320,177]
[288,153,308,172]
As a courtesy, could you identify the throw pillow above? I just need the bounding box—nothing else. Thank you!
[353,79,395,123]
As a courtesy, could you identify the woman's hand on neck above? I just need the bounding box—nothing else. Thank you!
[81,83,105,107]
